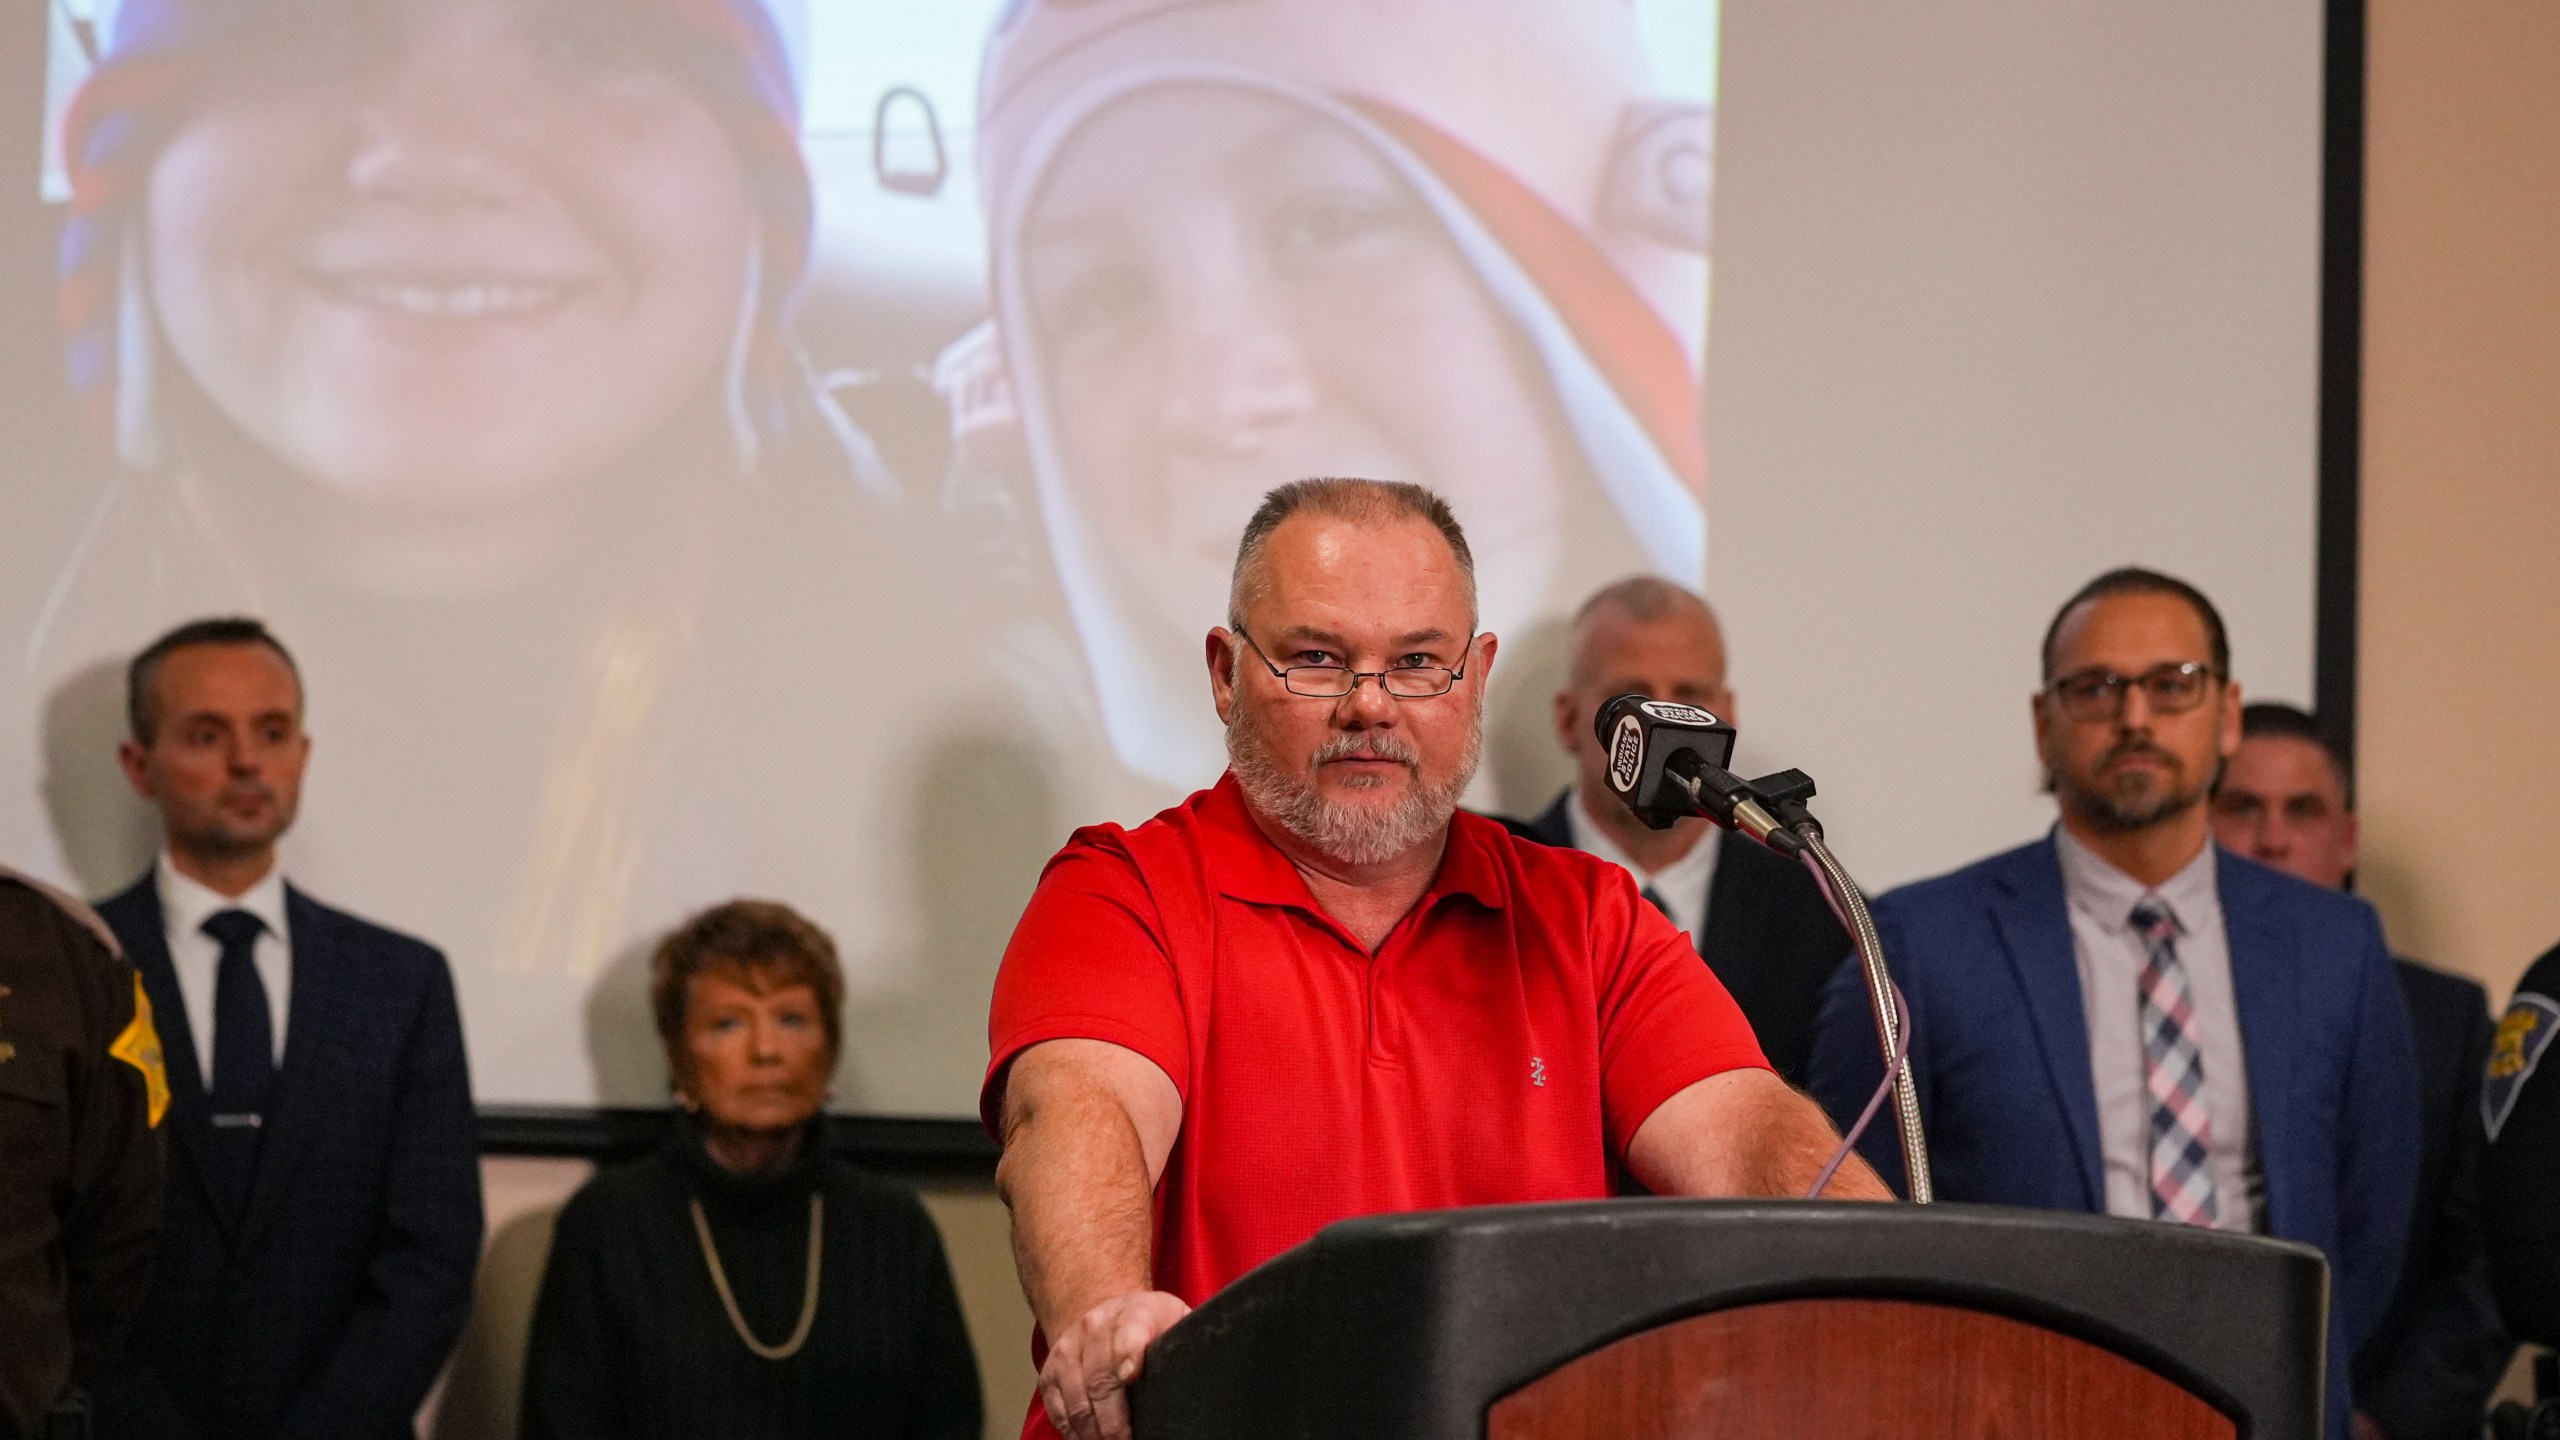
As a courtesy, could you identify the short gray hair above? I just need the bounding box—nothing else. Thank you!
[1227,478,1476,627]
[1571,574,1712,629]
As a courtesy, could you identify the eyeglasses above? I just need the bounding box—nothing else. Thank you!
[1233,626,1474,699]
[2046,662,2220,722]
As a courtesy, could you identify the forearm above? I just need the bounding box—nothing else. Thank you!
[998,1081,1159,1335]
[1630,1068,1893,1200]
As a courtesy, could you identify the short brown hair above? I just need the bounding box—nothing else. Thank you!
[650,900,846,1081]
[2039,567,2229,683]
[128,616,301,743]
[1228,477,1476,626]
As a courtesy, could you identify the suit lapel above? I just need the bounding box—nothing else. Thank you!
[2217,852,2299,1232]
[238,886,344,1253]
[1528,793,1574,849]
[1986,839,2107,1209]
[110,879,234,1236]
[1700,829,1756,965]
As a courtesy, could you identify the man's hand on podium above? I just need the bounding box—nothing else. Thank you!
[994,1039,1187,1437]
[1040,1289,1193,1440]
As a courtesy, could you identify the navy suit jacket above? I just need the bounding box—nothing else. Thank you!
[1806,836,2419,1438]
[2355,960,2509,1440]
[93,874,483,1440]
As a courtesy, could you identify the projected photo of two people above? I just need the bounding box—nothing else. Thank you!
[22,0,1714,1114]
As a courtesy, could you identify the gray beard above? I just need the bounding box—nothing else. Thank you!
[2053,750,2217,834]
[1226,702,1482,868]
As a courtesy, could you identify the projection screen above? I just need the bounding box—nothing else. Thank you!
[2,0,2322,1122]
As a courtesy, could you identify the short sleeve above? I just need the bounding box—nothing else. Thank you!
[1589,864,1770,1160]
[981,830,1193,1136]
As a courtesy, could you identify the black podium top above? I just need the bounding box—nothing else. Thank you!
[1128,1199,2327,1440]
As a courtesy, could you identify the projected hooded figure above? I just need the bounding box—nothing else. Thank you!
[25,0,999,1109]
[953,0,1713,786]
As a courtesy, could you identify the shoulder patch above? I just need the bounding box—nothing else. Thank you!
[2483,992,2560,1142]
[109,975,169,1128]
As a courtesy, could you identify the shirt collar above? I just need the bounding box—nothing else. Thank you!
[2052,824,2219,934]
[156,851,289,949]
[1200,771,1509,913]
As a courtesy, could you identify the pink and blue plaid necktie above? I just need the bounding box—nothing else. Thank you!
[2131,899,2218,1227]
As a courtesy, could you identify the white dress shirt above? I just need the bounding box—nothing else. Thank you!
[156,853,293,1086]
[1564,789,1722,949]
[2054,827,2264,1232]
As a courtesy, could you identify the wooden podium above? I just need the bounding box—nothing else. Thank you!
[1126,1200,2328,1440]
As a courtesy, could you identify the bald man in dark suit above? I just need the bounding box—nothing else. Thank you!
[1504,578,1846,1082]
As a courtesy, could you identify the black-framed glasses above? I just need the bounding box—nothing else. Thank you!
[1233,626,1474,699]
[2047,662,2220,722]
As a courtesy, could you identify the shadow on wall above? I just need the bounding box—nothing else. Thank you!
[2353,846,2432,962]
[583,936,670,1108]
[569,724,1061,1115]
[1485,614,1574,822]
[426,1157,596,1440]
[428,1205,561,1440]
[838,725,1061,1112]
[41,659,160,898]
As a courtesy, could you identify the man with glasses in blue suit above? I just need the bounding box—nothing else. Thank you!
[1807,567,2420,1440]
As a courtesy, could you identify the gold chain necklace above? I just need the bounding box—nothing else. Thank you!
[689,1193,823,1361]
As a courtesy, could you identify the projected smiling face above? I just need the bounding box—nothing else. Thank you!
[1018,85,1571,651]
[143,0,758,511]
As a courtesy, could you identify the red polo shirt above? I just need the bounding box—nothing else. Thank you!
[984,774,1767,1431]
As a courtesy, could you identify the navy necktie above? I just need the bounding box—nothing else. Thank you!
[1640,883,1674,917]
[204,908,274,1217]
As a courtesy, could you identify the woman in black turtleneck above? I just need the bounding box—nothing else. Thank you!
[521,902,982,1440]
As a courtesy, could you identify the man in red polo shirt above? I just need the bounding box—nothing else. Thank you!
[984,478,1889,1440]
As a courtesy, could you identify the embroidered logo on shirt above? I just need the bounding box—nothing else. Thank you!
[2483,992,2559,1142]
[1530,1056,1548,1088]
[108,975,169,1127]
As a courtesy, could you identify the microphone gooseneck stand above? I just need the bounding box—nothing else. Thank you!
[1659,760,1930,1202]
[1792,827,1931,1204]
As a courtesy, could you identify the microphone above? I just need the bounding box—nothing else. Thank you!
[1589,695,1930,1198]
[1591,694,1803,856]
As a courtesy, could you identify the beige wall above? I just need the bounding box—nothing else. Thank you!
[2358,0,2560,1002]
[429,1158,1033,1440]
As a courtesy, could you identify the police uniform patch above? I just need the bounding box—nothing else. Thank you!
[2483,991,2560,1142]
[109,974,170,1128]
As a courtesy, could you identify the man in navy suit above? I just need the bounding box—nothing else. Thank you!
[1807,568,2420,1440]
[1506,577,1847,1081]
[91,618,482,1440]
[2211,703,2510,1440]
